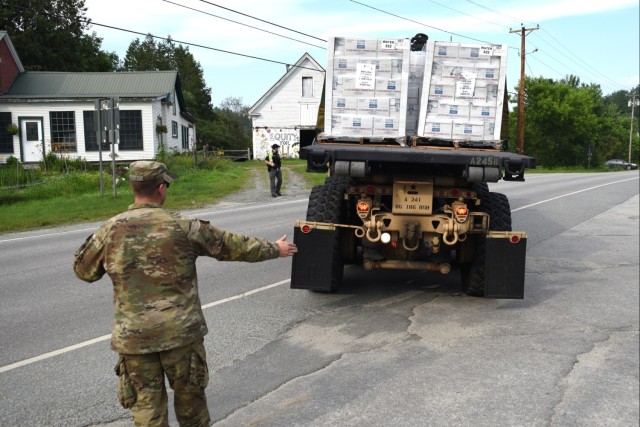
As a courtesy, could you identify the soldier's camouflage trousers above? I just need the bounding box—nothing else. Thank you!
[115,338,210,427]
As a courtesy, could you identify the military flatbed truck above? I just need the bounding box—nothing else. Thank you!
[290,35,536,298]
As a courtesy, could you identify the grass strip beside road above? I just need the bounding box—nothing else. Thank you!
[0,159,326,234]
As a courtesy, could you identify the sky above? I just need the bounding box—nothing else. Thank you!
[82,0,640,108]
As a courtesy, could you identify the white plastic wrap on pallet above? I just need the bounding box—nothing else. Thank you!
[417,40,508,144]
[325,37,410,138]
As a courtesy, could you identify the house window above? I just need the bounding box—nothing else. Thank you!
[119,110,143,150]
[50,111,77,152]
[0,112,14,153]
[26,123,39,141]
[302,76,313,97]
[172,121,178,138]
[181,125,189,150]
[83,111,109,152]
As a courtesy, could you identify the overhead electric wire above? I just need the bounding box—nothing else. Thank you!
[461,0,630,91]
[0,1,324,74]
[89,20,325,73]
[535,29,628,91]
[425,0,508,31]
[162,0,326,50]
[526,54,567,80]
[196,0,326,42]
[347,0,497,45]
[463,0,535,28]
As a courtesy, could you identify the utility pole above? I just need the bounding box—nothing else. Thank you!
[510,24,539,154]
[628,92,638,163]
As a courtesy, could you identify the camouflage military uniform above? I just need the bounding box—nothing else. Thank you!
[74,161,280,427]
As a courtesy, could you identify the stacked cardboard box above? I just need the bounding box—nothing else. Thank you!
[325,37,411,138]
[417,41,507,144]
[324,37,507,145]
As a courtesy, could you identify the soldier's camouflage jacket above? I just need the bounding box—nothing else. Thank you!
[73,202,280,354]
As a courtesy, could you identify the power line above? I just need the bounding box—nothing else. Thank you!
[161,0,326,50]
[426,0,508,31]
[463,0,536,28]
[196,0,326,42]
[536,29,628,91]
[461,1,630,92]
[89,20,324,73]
[350,0,631,93]
[0,1,324,74]
[347,0,498,46]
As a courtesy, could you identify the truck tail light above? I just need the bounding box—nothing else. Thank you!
[357,199,372,219]
[453,203,469,223]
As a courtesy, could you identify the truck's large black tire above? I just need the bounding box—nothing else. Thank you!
[461,192,512,296]
[305,180,346,291]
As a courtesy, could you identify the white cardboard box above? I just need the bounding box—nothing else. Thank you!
[332,96,358,114]
[357,97,391,116]
[421,120,454,138]
[331,115,374,136]
[375,78,403,96]
[373,116,401,136]
[452,121,485,139]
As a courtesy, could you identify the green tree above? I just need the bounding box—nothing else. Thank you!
[123,35,213,120]
[513,76,632,168]
[209,97,251,150]
[0,0,118,71]
[604,84,640,116]
[122,38,254,150]
[174,46,213,120]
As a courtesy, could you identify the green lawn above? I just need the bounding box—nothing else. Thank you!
[0,158,326,234]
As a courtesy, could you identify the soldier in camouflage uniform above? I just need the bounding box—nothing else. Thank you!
[73,161,298,427]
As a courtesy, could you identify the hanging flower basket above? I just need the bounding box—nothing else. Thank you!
[6,123,18,135]
[156,123,168,134]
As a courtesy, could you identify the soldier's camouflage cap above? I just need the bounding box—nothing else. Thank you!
[128,161,174,183]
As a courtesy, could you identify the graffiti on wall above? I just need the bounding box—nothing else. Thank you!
[253,128,300,160]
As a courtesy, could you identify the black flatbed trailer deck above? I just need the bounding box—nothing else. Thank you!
[302,142,537,181]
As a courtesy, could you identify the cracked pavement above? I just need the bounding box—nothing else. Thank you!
[208,196,639,427]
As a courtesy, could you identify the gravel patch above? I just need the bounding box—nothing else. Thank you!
[215,165,313,205]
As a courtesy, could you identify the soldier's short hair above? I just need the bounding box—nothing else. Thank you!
[131,180,164,197]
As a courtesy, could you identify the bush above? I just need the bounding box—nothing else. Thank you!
[0,160,42,188]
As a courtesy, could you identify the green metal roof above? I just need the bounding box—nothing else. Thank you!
[0,70,179,99]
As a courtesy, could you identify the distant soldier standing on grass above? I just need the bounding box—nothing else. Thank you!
[264,143,282,197]
[73,161,297,427]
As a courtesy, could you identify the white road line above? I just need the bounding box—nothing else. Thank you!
[0,227,98,243]
[0,279,291,374]
[512,176,639,212]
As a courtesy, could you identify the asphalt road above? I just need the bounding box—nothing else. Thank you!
[0,171,638,426]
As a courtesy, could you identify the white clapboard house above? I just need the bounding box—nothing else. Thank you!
[249,53,325,160]
[0,31,196,164]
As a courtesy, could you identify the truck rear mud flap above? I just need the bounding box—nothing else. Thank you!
[291,224,338,292]
[484,231,527,299]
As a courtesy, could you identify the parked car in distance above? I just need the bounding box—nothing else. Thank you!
[605,159,638,170]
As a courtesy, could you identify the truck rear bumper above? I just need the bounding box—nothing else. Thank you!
[290,223,528,298]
